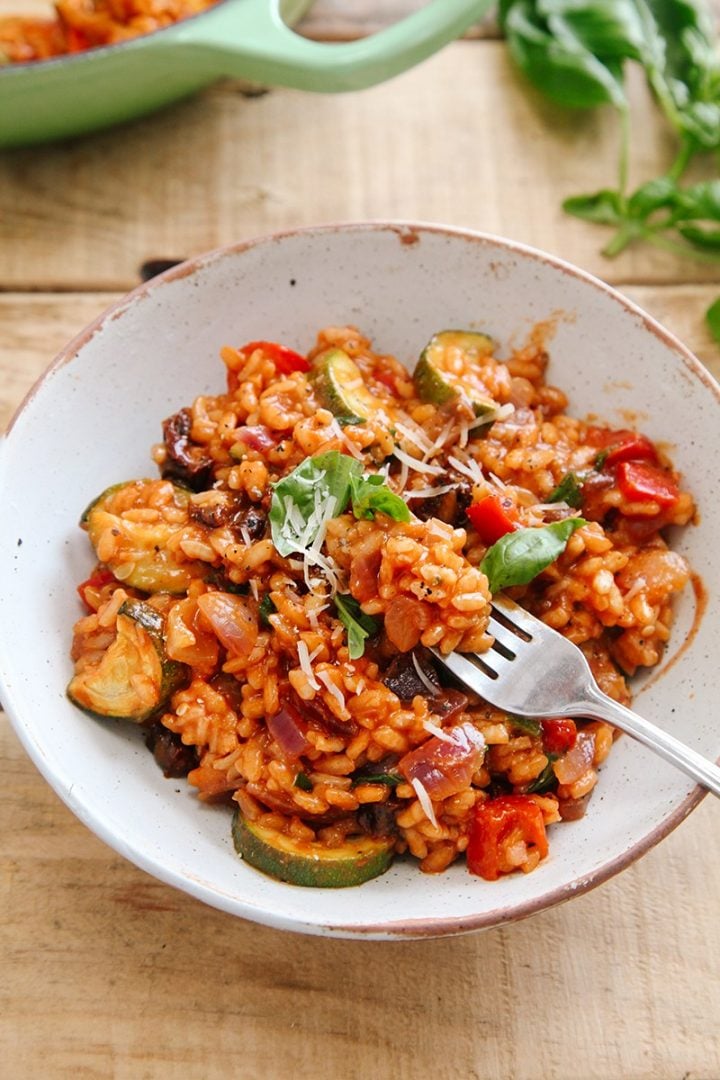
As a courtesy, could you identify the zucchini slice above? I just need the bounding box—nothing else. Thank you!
[67,599,187,721]
[83,479,210,594]
[311,348,380,424]
[231,810,395,888]
[414,330,498,418]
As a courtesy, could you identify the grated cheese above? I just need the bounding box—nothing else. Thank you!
[394,420,435,456]
[296,640,320,691]
[423,419,455,460]
[410,777,439,829]
[317,669,347,713]
[393,446,445,476]
[422,719,454,743]
[406,483,456,501]
[447,454,485,484]
[411,652,440,696]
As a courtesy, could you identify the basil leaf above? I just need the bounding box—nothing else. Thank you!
[294,771,313,791]
[627,175,678,219]
[349,472,410,522]
[502,1,628,109]
[673,179,720,222]
[562,189,624,224]
[547,472,584,508]
[269,451,360,556]
[540,0,644,62]
[350,772,403,787]
[480,518,586,593]
[677,224,720,250]
[258,594,276,626]
[334,594,378,660]
[526,760,558,793]
[706,296,720,345]
[511,715,542,736]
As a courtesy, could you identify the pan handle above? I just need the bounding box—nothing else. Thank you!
[178,0,493,92]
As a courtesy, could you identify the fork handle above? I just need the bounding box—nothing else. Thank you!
[577,685,720,799]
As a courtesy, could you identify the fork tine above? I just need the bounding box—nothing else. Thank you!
[490,595,543,639]
[430,647,499,688]
[485,615,521,657]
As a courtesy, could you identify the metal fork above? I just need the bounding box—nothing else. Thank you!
[433,595,720,798]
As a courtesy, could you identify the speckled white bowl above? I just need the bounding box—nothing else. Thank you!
[1,223,718,939]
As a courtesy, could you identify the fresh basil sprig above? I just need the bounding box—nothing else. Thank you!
[269,451,409,556]
[334,594,379,660]
[349,471,411,521]
[500,0,720,342]
[547,471,585,508]
[480,518,586,593]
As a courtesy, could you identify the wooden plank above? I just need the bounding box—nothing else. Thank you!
[1,43,719,293]
[1,287,719,1078]
[1,717,718,1080]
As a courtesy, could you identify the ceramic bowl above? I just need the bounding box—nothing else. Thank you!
[1,223,717,939]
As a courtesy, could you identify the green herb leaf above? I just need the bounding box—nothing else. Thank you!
[258,594,277,627]
[336,415,366,428]
[294,771,313,791]
[706,296,720,344]
[480,518,586,594]
[511,715,542,736]
[594,448,610,470]
[269,451,359,557]
[334,594,379,660]
[502,1,628,109]
[677,224,720,250]
[547,472,584,508]
[525,760,558,793]
[627,175,678,219]
[350,772,403,787]
[562,189,624,225]
[270,451,410,556]
[349,472,410,522]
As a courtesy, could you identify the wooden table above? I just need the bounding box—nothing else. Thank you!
[1,5,719,1077]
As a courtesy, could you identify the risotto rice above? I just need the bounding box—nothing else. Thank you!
[67,325,694,886]
[0,0,218,62]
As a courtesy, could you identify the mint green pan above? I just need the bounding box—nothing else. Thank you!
[0,0,493,148]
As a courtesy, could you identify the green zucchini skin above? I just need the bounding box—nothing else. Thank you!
[67,598,187,722]
[231,809,395,888]
[310,348,381,424]
[83,479,210,594]
[414,330,498,417]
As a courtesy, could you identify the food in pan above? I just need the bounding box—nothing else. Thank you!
[0,0,219,63]
[68,326,694,886]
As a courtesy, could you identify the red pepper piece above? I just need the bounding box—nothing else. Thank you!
[587,427,658,466]
[240,340,310,375]
[467,794,548,881]
[467,494,518,545]
[616,461,680,507]
[541,717,577,755]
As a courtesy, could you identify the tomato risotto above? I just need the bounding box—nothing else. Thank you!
[67,326,694,886]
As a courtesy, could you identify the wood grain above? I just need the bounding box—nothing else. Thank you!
[1,719,718,1080]
[1,14,719,1078]
[1,284,719,1080]
[1,44,719,293]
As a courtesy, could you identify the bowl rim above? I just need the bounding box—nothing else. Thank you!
[1,220,718,938]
